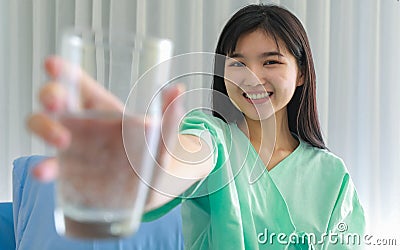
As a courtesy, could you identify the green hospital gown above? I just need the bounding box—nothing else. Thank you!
[143,110,365,249]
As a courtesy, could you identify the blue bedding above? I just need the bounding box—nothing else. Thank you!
[3,155,183,250]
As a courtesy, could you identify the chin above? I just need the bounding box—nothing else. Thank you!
[242,108,275,122]
[241,103,275,121]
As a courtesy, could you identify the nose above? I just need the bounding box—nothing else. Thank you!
[242,64,266,87]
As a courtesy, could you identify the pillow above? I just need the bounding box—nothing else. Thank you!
[0,202,16,250]
[13,155,183,250]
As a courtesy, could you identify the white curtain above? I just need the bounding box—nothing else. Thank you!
[1,0,399,236]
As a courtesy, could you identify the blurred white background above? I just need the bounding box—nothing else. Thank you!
[1,0,399,237]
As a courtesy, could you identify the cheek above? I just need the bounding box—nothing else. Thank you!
[224,80,240,97]
[224,66,248,86]
[224,80,242,110]
[274,72,298,92]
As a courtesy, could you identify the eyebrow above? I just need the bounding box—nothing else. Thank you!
[229,51,284,59]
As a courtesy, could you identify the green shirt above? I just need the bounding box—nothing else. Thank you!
[143,111,365,249]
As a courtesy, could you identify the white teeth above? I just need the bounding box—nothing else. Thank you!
[245,92,271,100]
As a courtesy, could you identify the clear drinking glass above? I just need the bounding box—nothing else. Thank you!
[54,28,173,239]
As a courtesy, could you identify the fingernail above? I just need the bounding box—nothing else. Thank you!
[176,83,186,93]
[54,131,71,149]
[32,164,53,182]
[42,93,62,112]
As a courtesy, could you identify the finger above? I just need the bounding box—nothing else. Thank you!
[160,84,186,157]
[161,84,185,135]
[44,56,124,111]
[32,157,59,182]
[162,84,185,113]
[39,82,68,112]
[162,84,186,132]
[44,55,64,78]
[27,113,71,149]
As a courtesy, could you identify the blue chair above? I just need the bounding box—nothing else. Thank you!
[0,155,183,250]
[0,202,15,249]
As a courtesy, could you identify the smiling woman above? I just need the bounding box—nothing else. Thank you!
[141,4,366,249]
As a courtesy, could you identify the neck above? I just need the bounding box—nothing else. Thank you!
[238,108,299,159]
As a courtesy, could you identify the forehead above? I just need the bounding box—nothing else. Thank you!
[232,29,289,56]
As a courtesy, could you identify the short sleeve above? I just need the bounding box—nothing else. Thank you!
[142,110,227,222]
[323,173,366,249]
[180,110,226,149]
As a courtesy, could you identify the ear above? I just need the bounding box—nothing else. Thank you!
[296,71,304,87]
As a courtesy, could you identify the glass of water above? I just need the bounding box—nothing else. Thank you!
[54,28,173,239]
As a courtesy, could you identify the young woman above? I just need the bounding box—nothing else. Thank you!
[29,4,365,249]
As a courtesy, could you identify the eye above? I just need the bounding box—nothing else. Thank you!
[229,61,246,67]
[264,60,281,66]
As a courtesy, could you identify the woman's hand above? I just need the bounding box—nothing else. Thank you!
[27,56,212,211]
[27,56,182,181]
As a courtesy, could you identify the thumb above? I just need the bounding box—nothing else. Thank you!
[32,157,59,182]
[159,84,186,161]
[162,84,185,113]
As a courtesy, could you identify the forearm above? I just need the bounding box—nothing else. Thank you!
[144,134,214,212]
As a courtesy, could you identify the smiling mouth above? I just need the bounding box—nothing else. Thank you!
[243,92,273,100]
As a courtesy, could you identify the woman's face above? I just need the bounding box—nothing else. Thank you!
[224,29,303,121]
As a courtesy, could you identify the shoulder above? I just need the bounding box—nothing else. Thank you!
[300,140,349,178]
[181,110,227,128]
[297,142,361,207]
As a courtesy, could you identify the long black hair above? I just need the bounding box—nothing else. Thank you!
[212,4,326,149]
